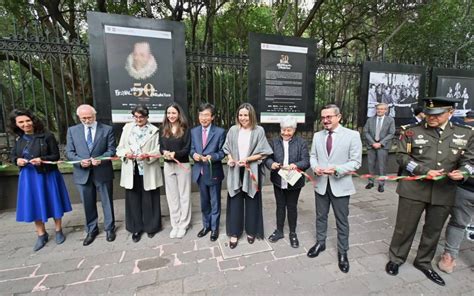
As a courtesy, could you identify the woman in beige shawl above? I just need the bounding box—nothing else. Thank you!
[223,103,273,249]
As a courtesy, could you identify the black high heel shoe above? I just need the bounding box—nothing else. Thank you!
[229,237,238,249]
[247,235,255,244]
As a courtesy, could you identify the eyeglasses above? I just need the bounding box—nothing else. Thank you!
[133,115,147,119]
[321,114,339,121]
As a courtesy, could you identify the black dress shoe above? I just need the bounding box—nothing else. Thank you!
[338,252,350,273]
[378,185,385,192]
[247,235,255,244]
[365,183,374,189]
[229,237,238,249]
[414,264,445,286]
[132,232,142,243]
[289,232,299,248]
[268,230,284,243]
[307,242,326,258]
[147,232,156,238]
[385,261,400,276]
[210,230,219,241]
[197,227,211,238]
[106,229,116,242]
[83,230,99,246]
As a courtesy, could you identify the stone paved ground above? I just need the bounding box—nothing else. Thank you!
[0,178,473,295]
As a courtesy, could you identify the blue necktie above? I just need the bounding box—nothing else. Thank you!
[87,127,93,151]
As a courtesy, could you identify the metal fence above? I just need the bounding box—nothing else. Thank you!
[1,19,471,161]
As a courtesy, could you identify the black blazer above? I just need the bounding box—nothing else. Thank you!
[265,136,310,190]
[10,132,60,173]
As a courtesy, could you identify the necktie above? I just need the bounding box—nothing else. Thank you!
[87,127,93,151]
[326,131,333,155]
[375,117,382,142]
[201,128,208,175]
[202,127,207,148]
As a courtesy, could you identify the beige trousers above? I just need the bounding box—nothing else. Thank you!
[163,162,192,230]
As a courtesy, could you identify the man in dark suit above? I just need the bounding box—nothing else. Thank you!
[66,104,117,246]
[190,103,225,241]
[363,103,395,192]
[385,97,474,286]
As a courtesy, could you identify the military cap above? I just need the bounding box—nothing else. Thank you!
[422,96,462,115]
[466,110,474,119]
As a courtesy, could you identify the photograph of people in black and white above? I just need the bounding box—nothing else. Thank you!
[436,76,473,117]
[367,72,420,126]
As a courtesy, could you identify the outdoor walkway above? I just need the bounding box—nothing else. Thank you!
[0,178,472,295]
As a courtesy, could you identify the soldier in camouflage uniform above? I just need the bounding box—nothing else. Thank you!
[385,97,474,286]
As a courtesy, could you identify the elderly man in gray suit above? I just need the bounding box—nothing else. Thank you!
[66,104,117,246]
[307,104,362,273]
[363,103,396,192]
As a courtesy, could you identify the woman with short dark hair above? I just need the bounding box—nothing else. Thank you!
[117,105,163,242]
[9,109,72,251]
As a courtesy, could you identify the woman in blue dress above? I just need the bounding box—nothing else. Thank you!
[9,109,72,251]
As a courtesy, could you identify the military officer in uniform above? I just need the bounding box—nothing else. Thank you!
[385,97,474,286]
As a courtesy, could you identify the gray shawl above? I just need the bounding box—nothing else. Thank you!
[223,125,273,198]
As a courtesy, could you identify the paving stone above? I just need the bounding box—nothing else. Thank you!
[40,268,94,288]
[36,258,83,275]
[359,241,390,255]
[0,264,38,281]
[137,256,172,272]
[217,258,240,271]
[178,249,213,264]
[196,258,220,274]
[161,241,196,256]
[136,279,183,295]
[237,251,274,267]
[321,277,369,295]
[60,278,112,295]
[108,270,158,294]
[183,272,226,293]
[224,264,270,285]
[0,276,42,294]
[357,272,405,292]
[88,261,135,280]
[157,263,198,282]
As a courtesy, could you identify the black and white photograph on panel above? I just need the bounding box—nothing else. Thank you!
[368,71,420,121]
[360,62,426,127]
[436,76,473,117]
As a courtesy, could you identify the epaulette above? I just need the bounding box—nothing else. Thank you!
[452,121,474,130]
[400,122,420,130]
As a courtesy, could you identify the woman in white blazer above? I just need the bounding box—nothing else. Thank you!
[116,105,163,243]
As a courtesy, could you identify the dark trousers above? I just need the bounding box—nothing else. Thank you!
[76,171,115,233]
[198,177,222,231]
[226,191,264,238]
[125,171,162,234]
[389,196,451,269]
[315,183,350,253]
[274,185,301,233]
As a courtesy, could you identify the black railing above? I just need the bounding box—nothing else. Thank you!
[1,19,472,162]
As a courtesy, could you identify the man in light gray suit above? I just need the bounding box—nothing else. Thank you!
[363,103,395,192]
[307,104,362,273]
[66,104,116,246]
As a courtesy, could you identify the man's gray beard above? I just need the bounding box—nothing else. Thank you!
[125,54,158,80]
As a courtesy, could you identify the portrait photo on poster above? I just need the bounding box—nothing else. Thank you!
[436,76,473,117]
[104,25,175,123]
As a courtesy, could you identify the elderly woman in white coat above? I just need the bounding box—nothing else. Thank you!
[117,105,163,243]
